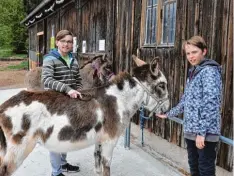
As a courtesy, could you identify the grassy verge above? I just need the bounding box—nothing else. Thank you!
[0,48,12,58]
[0,48,27,59]
[0,61,28,71]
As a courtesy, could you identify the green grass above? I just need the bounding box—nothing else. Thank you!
[0,48,12,58]
[0,48,27,59]
[10,53,27,59]
[0,61,28,71]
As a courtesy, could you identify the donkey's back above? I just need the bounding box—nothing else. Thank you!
[0,89,118,175]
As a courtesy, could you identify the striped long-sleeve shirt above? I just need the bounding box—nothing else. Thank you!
[42,49,82,93]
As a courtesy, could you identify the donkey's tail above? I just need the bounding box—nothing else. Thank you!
[0,126,6,165]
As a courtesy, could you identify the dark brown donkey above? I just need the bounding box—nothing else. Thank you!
[24,54,114,91]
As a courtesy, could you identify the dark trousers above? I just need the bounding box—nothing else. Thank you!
[185,138,218,176]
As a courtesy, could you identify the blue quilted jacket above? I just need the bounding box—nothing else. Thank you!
[166,58,222,142]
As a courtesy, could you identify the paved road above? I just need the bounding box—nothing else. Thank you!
[0,88,184,176]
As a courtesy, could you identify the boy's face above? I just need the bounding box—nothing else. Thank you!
[184,44,207,66]
[56,35,73,54]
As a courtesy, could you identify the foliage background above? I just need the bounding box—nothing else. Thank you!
[0,0,40,54]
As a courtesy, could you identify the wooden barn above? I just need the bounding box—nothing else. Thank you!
[21,0,233,172]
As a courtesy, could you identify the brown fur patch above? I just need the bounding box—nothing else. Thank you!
[110,72,131,85]
[109,72,136,90]
[58,125,88,141]
[33,126,54,143]
[3,114,32,145]
[24,67,43,91]
[0,115,12,133]
[21,114,31,132]
[12,131,25,144]
[0,127,6,155]
[0,164,7,176]
[94,122,102,132]
[133,64,161,82]
[100,95,119,138]
[102,157,110,176]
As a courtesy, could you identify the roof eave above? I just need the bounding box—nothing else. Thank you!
[20,0,53,24]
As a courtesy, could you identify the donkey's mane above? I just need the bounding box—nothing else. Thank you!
[109,72,131,84]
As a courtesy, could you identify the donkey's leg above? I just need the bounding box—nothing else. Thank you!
[94,143,102,174]
[0,136,37,176]
[101,138,118,176]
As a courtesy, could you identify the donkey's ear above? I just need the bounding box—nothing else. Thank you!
[150,57,160,76]
[102,54,107,62]
[150,63,159,76]
[132,55,146,66]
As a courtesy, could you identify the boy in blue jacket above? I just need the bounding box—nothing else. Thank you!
[157,36,222,176]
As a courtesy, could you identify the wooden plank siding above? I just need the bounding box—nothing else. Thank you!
[217,0,233,170]
[26,0,233,171]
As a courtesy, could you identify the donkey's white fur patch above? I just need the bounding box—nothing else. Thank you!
[96,108,104,122]
[4,101,52,134]
[106,81,145,124]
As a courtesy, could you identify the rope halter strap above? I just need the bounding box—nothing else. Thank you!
[133,77,168,117]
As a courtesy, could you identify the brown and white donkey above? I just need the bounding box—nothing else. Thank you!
[0,57,169,176]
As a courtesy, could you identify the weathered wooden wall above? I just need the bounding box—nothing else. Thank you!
[106,0,233,171]
[26,0,233,171]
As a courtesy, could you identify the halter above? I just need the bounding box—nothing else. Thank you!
[133,77,168,117]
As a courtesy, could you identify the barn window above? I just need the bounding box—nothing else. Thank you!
[145,0,158,44]
[162,0,176,44]
[141,0,177,47]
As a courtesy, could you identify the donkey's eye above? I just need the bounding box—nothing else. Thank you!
[105,65,112,70]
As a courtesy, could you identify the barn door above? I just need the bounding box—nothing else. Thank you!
[37,31,44,66]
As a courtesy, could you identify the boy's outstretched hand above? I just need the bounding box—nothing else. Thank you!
[155,114,167,119]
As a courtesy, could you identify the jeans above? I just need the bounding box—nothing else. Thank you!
[50,152,67,176]
[185,138,218,176]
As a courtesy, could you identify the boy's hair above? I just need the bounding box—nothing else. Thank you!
[182,36,207,51]
[56,30,73,41]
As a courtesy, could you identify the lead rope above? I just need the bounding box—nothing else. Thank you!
[139,104,151,147]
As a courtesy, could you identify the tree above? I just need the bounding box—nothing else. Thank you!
[23,0,41,14]
[0,0,27,53]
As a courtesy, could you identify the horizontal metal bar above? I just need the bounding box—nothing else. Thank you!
[220,136,234,146]
[169,116,183,124]
[168,117,234,147]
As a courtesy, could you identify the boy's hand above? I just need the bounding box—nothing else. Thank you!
[155,114,167,119]
[68,90,82,99]
[196,135,205,149]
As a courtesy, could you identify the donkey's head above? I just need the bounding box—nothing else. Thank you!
[132,55,169,114]
[80,54,114,88]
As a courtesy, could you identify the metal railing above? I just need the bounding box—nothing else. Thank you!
[124,108,234,148]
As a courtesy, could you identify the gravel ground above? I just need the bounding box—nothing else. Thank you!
[0,60,27,89]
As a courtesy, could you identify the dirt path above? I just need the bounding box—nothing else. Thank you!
[0,60,27,89]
